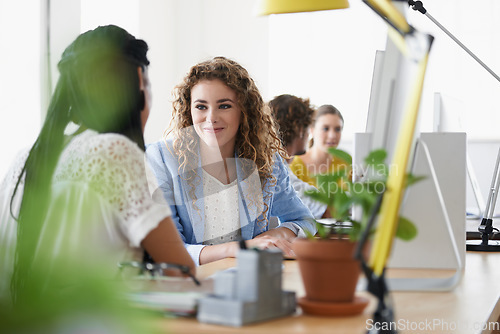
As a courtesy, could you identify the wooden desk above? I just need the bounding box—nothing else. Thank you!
[158,252,500,334]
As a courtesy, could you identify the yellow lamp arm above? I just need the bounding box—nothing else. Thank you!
[364,0,411,35]
[368,33,433,276]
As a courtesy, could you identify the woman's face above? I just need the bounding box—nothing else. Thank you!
[311,114,343,152]
[190,79,242,155]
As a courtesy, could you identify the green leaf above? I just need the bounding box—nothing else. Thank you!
[332,193,352,219]
[355,196,377,215]
[348,220,362,241]
[348,183,378,212]
[316,221,329,239]
[396,216,418,241]
[304,227,316,240]
[315,173,344,194]
[371,163,389,178]
[363,180,387,195]
[364,149,387,165]
[328,148,352,165]
[405,174,426,188]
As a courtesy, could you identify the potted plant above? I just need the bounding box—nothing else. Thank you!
[293,148,421,316]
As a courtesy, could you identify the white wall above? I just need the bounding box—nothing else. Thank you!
[139,0,269,144]
[466,141,500,215]
[268,0,387,149]
[408,0,500,140]
[0,1,42,178]
[0,0,268,177]
[2,0,500,213]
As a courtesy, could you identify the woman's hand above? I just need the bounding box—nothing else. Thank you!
[246,235,295,257]
[199,227,299,265]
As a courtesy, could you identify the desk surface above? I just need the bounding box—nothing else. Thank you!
[157,252,500,334]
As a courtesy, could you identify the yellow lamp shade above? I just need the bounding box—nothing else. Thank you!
[257,0,349,16]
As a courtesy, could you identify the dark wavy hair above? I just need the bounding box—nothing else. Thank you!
[268,94,315,148]
[11,25,150,302]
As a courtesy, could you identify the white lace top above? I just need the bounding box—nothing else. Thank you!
[0,130,171,297]
[53,131,171,234]
[202,169,241,245]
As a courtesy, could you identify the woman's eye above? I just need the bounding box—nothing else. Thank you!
[219,104,231,110]
[322,127,329,132]
[195,104,207,110]
[335,127,342,132]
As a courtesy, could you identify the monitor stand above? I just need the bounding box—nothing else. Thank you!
[466,147,500,252]
[354,132,466,291]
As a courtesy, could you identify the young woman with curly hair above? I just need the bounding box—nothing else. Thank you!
[146,57,316,265]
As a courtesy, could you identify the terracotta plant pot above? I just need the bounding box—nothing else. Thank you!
[293,238,361,303]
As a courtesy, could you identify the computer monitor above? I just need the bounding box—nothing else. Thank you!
[355,2,465,290]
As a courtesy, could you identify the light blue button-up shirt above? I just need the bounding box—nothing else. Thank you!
[146,138,316,265]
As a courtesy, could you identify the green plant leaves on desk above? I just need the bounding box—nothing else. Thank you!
[304,148,421,242]
[396,216,418,241]
[404,173,427,188]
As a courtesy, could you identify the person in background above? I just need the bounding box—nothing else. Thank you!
[289,104,349,188]
[0,25,194,317]
[268,94,313,162]
[268,94,329,218]
[146,57,316,266]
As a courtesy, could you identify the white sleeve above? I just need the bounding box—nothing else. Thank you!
[288,168,327,219]
[186,244,206,267]
[279,222,308,238]
[54,133,172,248]
[102,136,172,247]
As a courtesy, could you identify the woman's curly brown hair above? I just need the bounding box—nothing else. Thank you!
[165,57,286,223]
[268,94,315,148]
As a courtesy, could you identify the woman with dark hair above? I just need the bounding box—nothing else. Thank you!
[146,57,315,265]
[0,25,194,304]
